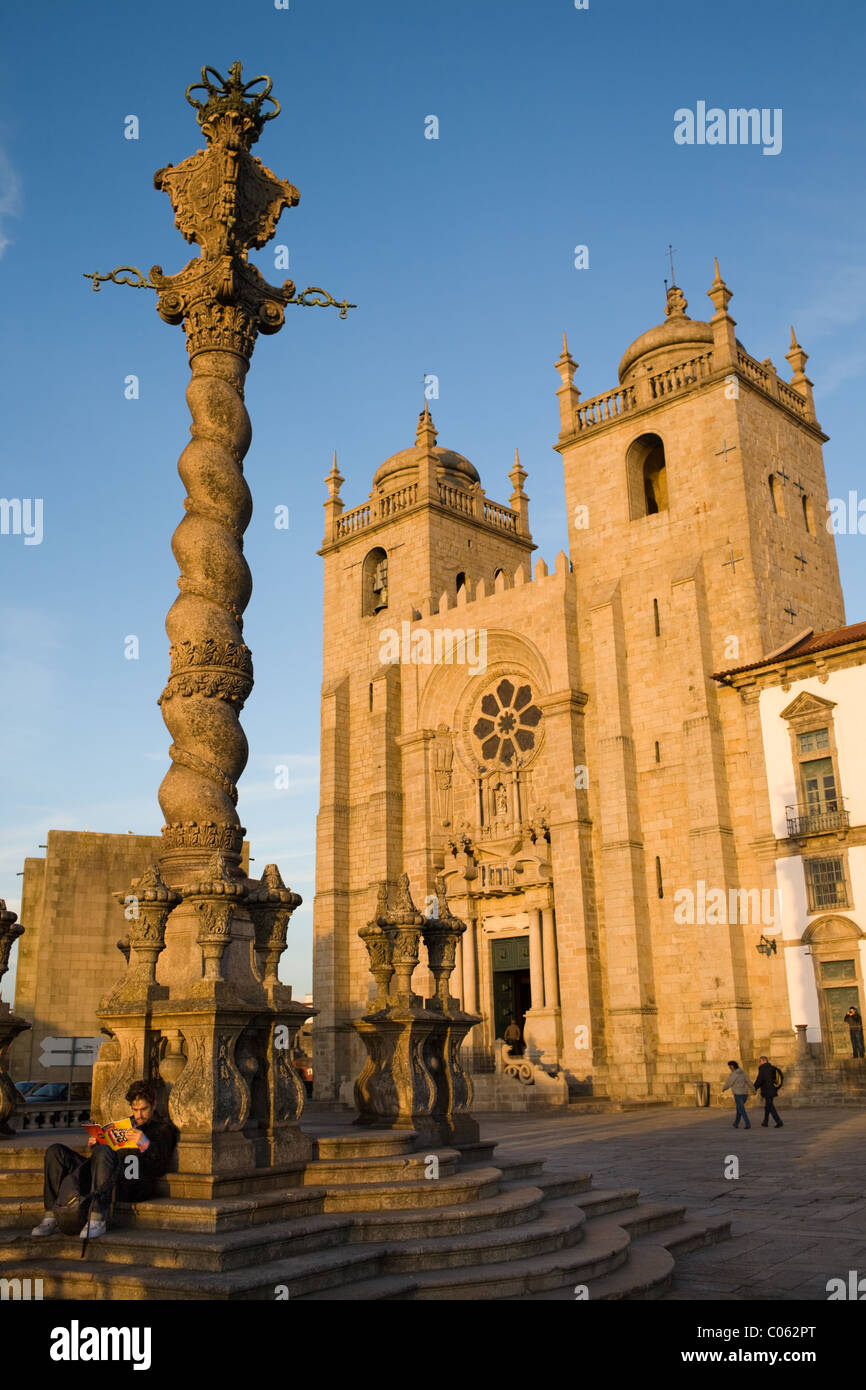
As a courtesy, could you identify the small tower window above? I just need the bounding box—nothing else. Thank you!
[362,547,388,617]
[655,856,664,899]
[655,740,661,763]
[456,572,466,595]
[653,598,660,636]
[769,473,785,517]
[627,433,668,519]
[802,494,815,534]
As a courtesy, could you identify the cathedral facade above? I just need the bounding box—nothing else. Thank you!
[312,263,849,1104]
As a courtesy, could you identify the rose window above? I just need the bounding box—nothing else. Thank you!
[472,679,542,767]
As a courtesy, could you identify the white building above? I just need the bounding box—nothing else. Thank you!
[718,620,866,1074]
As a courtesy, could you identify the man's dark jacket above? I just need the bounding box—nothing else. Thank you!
[753,1062,779,1099]
[846,1010,863,1029]
[116,1111,177,1201]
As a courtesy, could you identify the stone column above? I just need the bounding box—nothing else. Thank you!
[462,913,478,1016]
[90,65,314,1192]
[524,905,563,1066]
[542,907,560,1009]
[452,934,464,1006]
[528,908,545,1009]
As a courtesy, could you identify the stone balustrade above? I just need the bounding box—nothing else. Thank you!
[574,384,638,431]
[647,351,714,400]
[333,478,520,540]
[571,343,811,437]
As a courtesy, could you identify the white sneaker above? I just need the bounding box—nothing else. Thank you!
[31,1213,58,1236]
[80,1213,107,1240]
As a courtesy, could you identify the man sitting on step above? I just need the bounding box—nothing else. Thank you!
[31,1079,177,1241]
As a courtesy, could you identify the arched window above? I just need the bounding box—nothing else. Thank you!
[627,433,668,519]
[769,473,785,517]
[362,547,388,616]
[456,571,466,595]
[802,494,815,534]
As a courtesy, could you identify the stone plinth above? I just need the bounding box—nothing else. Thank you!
[352,874,480,1147]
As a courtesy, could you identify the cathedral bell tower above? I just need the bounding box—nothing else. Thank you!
[554,262,844,1099]
[313,407,534,1098]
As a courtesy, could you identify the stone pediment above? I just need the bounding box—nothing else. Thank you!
[779,691,836,721]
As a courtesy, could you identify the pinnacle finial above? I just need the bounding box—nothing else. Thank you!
[509,447,527,494]
[786,324,809,379]
[325,449,343,499]
[415,402,438,448]
[557,330,575,363]
[706,257,733,315]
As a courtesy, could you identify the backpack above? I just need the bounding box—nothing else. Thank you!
[773,1067,784,1090]
[52,1171,97,1242]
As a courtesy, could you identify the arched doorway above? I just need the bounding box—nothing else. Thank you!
[803,916,865,1058]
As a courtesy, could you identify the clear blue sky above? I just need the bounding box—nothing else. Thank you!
[2,0,865,1001]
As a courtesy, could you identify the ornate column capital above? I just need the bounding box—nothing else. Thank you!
[150,64,300,360]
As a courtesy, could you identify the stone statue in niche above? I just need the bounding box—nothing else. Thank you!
[372,556,388,612]
[494,782,509,818]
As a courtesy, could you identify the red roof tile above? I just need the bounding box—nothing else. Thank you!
[714,620,866,682]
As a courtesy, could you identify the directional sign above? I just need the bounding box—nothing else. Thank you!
[39,1036,107,1068]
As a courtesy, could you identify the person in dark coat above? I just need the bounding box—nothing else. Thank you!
[845,1007,864,1058]
[32,1079,177,1240]
[753,1056,783,1128]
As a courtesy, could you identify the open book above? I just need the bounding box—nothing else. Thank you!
[83,1122,150,1152]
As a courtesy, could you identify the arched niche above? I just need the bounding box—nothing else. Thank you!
[362,546,389,617]
[627,432,669,519]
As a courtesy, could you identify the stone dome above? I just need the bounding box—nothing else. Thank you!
[618,285,714,385]
[372,408,480,491]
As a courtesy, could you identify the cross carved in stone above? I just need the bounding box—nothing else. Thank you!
[722,549,744,575]
[715,439,738,465]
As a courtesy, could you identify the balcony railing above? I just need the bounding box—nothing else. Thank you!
[785,804,850,837]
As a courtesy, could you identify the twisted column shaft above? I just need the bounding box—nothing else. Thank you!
[158,341,255,866]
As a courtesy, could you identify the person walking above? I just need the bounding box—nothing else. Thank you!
[721,1060,755,1128]
[754,1055,784,1128]
[844,1006,864,1059]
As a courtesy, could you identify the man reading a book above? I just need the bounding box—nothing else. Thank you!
[32,1079,177,1241]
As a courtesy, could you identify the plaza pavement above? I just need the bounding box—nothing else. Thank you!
[473,1104,866,1300]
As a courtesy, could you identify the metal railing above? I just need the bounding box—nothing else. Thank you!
[785,804,850,837]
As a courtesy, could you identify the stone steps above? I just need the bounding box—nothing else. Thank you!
[316,1215,633,1300]
[301,1147,462,1186]
[344,1183,545,1240]
[0,1122,731,1300]
[0,1212,354,1273]
[0,1245,390,1301]
[310,1132,421,1160]
[632,1215,732,1257]
[379,1200,586,1272]
[319,1166,503,1212]
[559,1186,640,1217]
[512,1234,675,1301]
